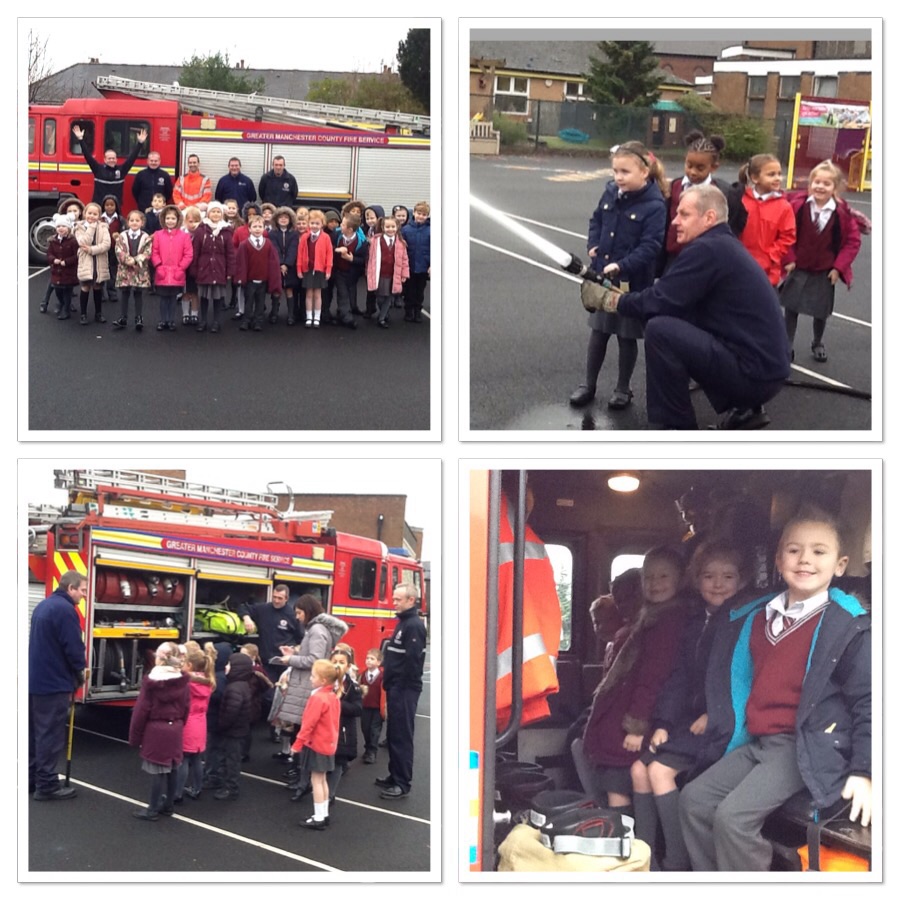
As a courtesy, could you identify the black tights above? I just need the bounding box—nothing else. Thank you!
[784,310,826,347]
[585,331,638,393]
[79,287,103,318]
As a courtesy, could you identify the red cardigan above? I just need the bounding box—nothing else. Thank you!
[291,686,340,755]
[297,231,334,279]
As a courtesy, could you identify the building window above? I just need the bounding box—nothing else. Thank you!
[814,76,839,98]
[494,75,529,114]
[564,81,586,100]
[747,75,768,99]
[747,98,766,118]
[779,76,801,100]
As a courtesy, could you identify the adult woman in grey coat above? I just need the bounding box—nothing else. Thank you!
[273,594,348,762]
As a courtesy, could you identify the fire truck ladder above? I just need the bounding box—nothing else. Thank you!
[53,469,332,536]
[94,75,431,134]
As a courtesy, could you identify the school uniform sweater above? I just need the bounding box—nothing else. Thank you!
[235,237,282,293]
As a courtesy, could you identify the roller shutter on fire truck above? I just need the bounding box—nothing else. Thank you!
[181,141,267,201]
[356,147,430,212]
[271,143,353,208]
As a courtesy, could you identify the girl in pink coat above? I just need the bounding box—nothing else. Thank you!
[174,643,216,802]
[365,215,409,329]
[151,205,193,331]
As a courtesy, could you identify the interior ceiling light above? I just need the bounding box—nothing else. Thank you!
[608,473,640,493]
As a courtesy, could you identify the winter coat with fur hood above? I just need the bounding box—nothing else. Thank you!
[278,614,349,725]
[128,666,190,766]
[74,219,111,283]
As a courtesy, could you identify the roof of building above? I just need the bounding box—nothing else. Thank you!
[32,62,381,105]
[469,40,736,77]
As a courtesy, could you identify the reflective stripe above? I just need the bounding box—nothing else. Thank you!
[497,540,548,565]
[541,834,632,858]
[386,645,406,654]
[496,631,556,680]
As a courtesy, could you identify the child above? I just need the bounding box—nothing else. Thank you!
[359,648,385,764]
[326,648,363,806]
[390,205,411,309]
[733,153,796,287]
[780,161,862,363]
[45,214,79,319]
[366,215,409,329]
[209,650,254,800]
[222,199,243,313]
[569,141,668,410]
[661,131,733,270]
[100,194,124,303]
[173,643,216,803]
[39,199,84,314]
[330,213,365,329]
[291,658,341,830]
[680,508,871,871]
[234,215,282,332]
[577,546,688,815]
[128,642,190,821]
[261,202,277,232]
[180,206,203,324]
[113,210,153,331]
[297,209,334,328]
[401,201,430,323]
[190,200,235,334]
[74,202,111,325]
[362,205,385,317]
[150,205,193,331]
[632,542,751,870]
[239,643,274,762]
[144,192,167,237]
[269,206,299,324]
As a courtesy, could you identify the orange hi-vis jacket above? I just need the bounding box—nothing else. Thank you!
[172,171,213,211]
[496,492,562,729]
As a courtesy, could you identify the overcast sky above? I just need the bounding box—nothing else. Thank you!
[21,460,440,561]
[23,18,425,76]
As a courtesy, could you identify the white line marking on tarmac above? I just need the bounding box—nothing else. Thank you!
[470,237,582,283]
[29,267,50,279]
[68,778,342,872]
[833,312,871,327]
[789,364,853,389]
[244,773,430,825]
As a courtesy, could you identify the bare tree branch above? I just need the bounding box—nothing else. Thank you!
[28,30,53,103]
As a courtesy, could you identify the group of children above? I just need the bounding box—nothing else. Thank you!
[42,194,431,334]
[128,638,385,832]
[569,130,866,409]
[574,508,871,872]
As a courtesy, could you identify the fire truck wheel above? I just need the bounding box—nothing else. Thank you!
[30,205,58,266]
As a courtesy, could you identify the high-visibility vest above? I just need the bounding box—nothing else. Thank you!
[173,172,212,209]
[496,492,562,729]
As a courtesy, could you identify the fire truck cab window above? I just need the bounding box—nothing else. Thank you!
[104,119,149,156]
[349,558,377,600]
[546,542,573,652]
[612,553,645,580]
[43,118,56,155]
[70,121,94,155]
[29,117,36,154]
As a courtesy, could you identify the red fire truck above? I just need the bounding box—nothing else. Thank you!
[28,75,430,264]
[27,469,427,706]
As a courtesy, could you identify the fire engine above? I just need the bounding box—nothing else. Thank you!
[27,468,427,706]
[28,75,431,264]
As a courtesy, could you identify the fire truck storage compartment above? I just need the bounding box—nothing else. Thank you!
[356,147,430,212]
[271,143,354,209]
[90,548,193,698]
[181,140,267,200]
[193,560,272,633]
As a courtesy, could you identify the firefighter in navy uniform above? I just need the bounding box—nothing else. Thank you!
[375,584,427,799]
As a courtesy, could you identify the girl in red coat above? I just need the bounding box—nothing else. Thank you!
[578,546,689,817]
[297,209,334,328]
[780,160,862,363]
[736,154,796,286]
[291,658,341,829]
[128,642,190,821]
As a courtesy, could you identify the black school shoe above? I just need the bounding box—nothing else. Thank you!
[374,775,395,788]
[379,785,409,800]
[299,815,329,830]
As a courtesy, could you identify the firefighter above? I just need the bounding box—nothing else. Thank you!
[376,584,427,799]
[29,570,87,800]
[71,124,147,206]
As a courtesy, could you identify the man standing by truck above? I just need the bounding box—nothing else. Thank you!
[132,151,173,212]
[215,157,257,209]
[172,154,212,213]
[29,570,88,801]
[72,124,147,206]
[376,584,427,800]
[258,156,298,207]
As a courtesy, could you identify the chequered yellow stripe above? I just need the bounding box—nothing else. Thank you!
[289,557,333,572]
[276,572,334,585]
[330,606,396,619]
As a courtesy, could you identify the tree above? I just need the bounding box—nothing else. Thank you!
[397,28,430,113]
[585,41,664,107]
[307,75,426,115]
[28,30,53,103]
[178,52,265,95]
